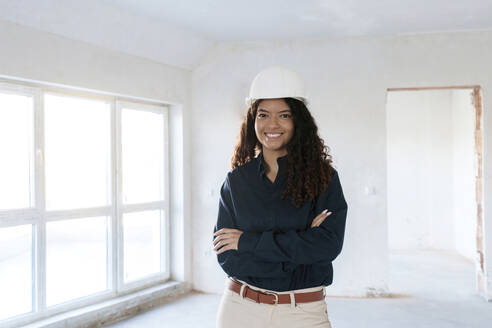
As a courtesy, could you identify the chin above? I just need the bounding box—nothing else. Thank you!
[262,145,287,152]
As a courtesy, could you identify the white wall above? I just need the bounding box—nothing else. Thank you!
[0,18,193,284]
[387,89,476,259]
[429,91,455,250]
[452,90,477,260]
[387,90,448,250]
[0,19,189,104]
[192,31,492,299]
[0,0,214,70]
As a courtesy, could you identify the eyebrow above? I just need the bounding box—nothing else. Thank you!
[258,109,292,113]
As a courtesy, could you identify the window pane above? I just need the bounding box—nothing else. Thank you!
[46,217,107,306]
[123,210,161,282]
[0,92,34,210]
[122,107,164,204]
[44,94,111,210]
[0,225,32,320]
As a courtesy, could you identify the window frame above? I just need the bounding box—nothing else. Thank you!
[0,81,171,327]
[116,100,171,293]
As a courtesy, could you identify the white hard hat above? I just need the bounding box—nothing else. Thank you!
[245,66,308,106]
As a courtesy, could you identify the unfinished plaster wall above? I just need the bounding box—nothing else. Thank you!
[387,90,454,251]
[387,89,476,259]
[452,90,477,261]
[192,31,492,299]
[428,91,456,250]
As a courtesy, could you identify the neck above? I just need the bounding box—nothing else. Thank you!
[262,148,287,173]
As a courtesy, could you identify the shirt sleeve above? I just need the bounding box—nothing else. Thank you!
[237,169,348,265]
[214,172,294,278]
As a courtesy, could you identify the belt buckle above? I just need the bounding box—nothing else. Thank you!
[263,291,279,305]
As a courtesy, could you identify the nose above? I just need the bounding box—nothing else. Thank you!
[266,116,281,128]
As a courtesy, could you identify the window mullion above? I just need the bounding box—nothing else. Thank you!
[34,88,46,313]
[109,99,118,294]
[163,108,170,276]
[115,101,124,293]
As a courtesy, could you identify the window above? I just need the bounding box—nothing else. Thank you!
[118,101,169,289]
[0,82,170,325]
[0,91,34,210]
[0,225,33,320]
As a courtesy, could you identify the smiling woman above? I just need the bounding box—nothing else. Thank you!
[213,66,348,328]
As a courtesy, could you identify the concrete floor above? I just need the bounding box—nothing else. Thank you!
[107,250,491,327]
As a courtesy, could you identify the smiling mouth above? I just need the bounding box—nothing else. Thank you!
[265,133,283,138]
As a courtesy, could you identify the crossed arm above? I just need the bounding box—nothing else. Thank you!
[213,174,292,278]
[213,170,348,278]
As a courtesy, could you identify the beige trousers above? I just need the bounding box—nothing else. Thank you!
[216,278,333,328]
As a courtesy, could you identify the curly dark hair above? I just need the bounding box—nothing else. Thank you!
[231,97,335,208]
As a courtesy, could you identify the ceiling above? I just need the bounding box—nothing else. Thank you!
[101,0,492,40]
[1,0,492,69]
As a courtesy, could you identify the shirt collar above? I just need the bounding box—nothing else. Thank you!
[256,151,288,176]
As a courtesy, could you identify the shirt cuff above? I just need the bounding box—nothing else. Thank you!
[237,231,261,254]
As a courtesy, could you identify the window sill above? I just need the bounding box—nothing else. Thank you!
[19,280,191,328]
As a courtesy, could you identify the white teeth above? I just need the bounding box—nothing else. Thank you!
[266,133,282,137]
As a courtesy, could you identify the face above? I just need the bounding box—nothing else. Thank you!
[254,98,294,155]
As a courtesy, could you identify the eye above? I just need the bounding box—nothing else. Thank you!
[258,113,267,118]
[281,114,292,118]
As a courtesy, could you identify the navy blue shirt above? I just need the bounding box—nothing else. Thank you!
[214,151,348,292]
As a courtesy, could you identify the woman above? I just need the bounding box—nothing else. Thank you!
[212,66,348,328]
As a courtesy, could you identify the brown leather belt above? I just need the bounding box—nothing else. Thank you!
[227,278,325,305]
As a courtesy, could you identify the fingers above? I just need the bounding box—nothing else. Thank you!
[311,210,332,228]
[213,230,240,247]
[213,228,244,254]
[214,239,236,254]
[212,235,235,251]
[216,244,234,254]
[213,232,240,253]
[311,218,323,228]
[214,228,241,236]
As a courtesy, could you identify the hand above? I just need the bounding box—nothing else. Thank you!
[311,209,332,228]
[213,228,244,254]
